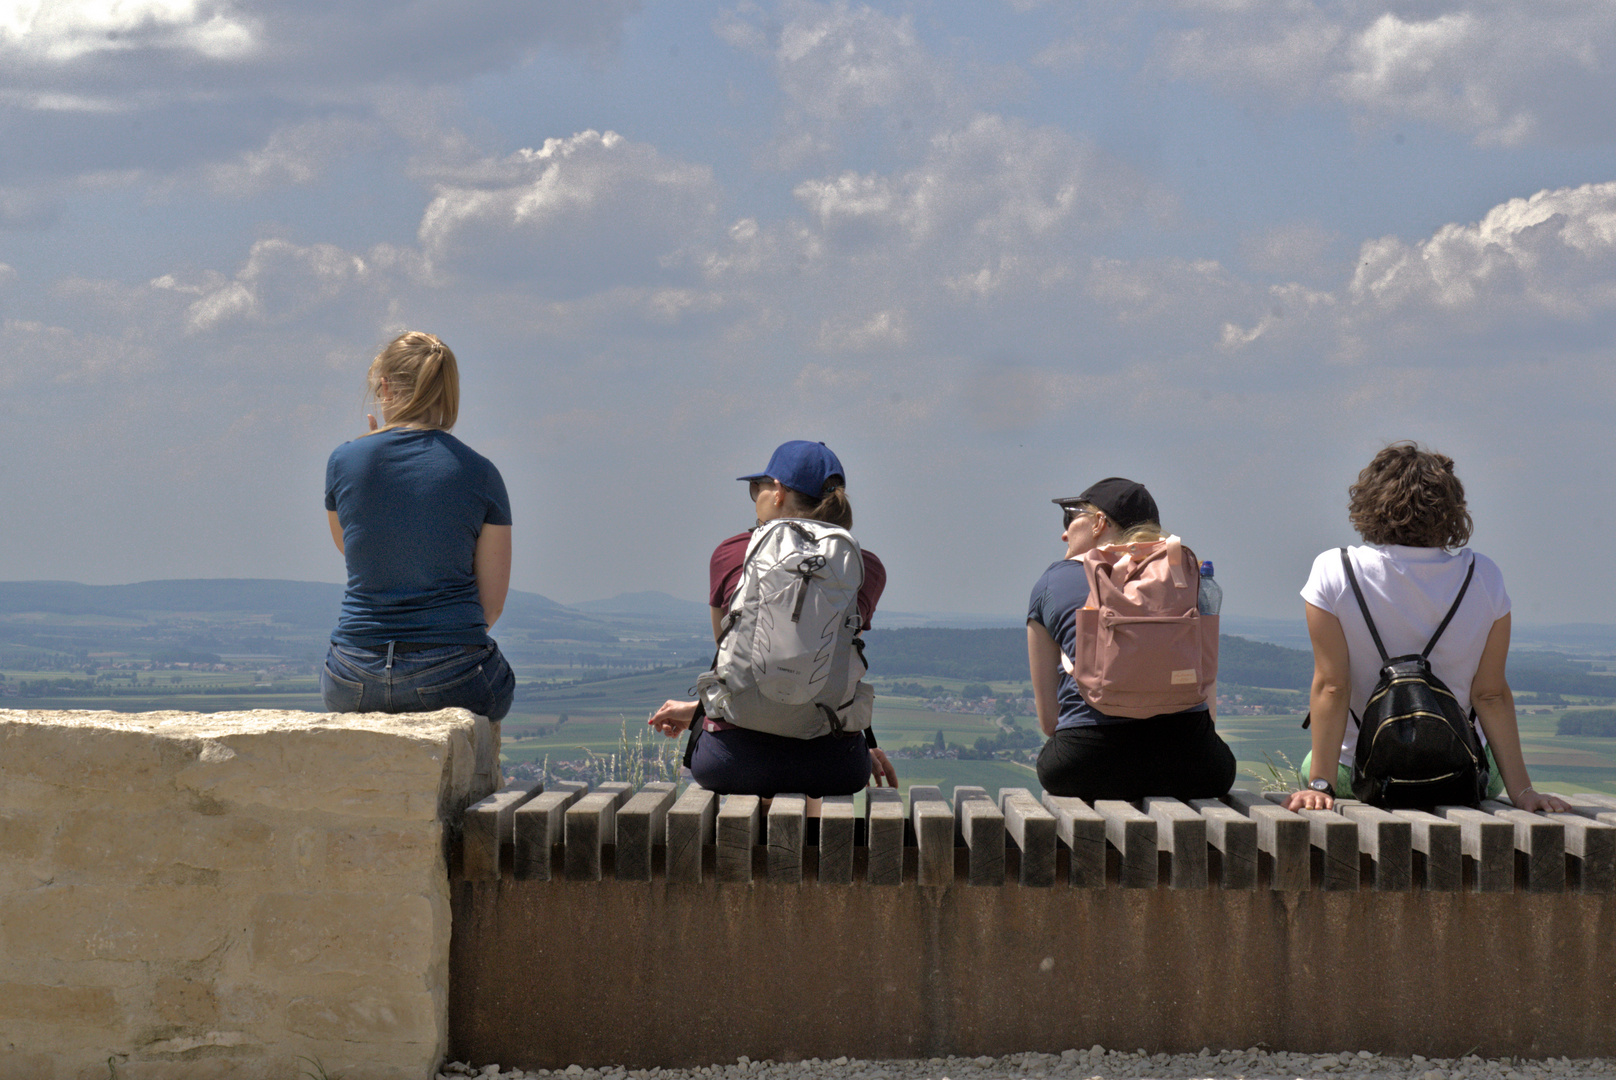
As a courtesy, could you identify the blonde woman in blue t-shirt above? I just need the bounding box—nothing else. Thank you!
[321,331,515,721]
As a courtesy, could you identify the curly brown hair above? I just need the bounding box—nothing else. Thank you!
[1348,442,1473,549]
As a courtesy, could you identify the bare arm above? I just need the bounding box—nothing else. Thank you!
[1287,603,1351,811]
[474,524,512,629]
[327,510,345,554]
[1471,614,1571,813]
[1027,621,1062,737]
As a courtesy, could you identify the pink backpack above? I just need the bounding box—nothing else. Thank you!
[1060,535,1219,719]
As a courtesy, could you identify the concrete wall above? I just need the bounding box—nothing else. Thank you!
[0,708,500,1080]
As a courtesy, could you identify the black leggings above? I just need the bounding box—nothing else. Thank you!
[689,725,871,798]
[1036,709,1236,802]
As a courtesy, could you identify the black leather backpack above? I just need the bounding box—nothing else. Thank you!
[1341,548,1488,809]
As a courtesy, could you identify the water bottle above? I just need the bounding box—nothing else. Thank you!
[1198,560,1222,616]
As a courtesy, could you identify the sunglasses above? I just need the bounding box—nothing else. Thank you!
[748,479,777,500]
[1062,505,1097,528]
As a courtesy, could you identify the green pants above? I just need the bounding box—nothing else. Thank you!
[1301,747,1505,800]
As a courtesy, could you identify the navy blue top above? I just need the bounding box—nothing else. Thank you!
[325,428,511,647]
[1027,557,1211,729]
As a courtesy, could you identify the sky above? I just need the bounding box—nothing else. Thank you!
[2,0,1615,624]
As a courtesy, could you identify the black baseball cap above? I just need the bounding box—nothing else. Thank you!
[1052,477,1160,531]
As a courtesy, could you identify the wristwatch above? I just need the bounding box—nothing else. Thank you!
[1308,777,1335,797]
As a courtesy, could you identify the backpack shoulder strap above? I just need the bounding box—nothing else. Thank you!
[1421,555,1476,659]
[1340,547,1390,664]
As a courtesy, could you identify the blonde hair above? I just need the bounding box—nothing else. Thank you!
[367,331,459,432]
[1117,521,1165,544]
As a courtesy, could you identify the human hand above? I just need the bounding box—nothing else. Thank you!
[367,413,378,432]
[1513,787,1573,814]
[647,699,698,738]
[1284,788,1334,812]
[868,748,898,788]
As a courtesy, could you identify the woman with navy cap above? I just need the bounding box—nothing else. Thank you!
[648,440,898,796]
[1026,477,1235,800]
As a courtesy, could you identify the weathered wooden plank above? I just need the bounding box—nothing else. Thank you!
[1481,801,1567,893]
[908,784,944,807]
[1337,803,1413,891]
[513,787,584,881]
[666,785,717,884]
[959,798,1006,886]
[1391,809,1462,892]
[866,788,905,885]
[1295,807,1358,890]
[952,786,991,845]
[913,795,954,887]
[1436,806,1515,892]
[462,781,542,881]
[1041,794,1106,888]
[1188,798,1257,890]
[818,795,856,885]
[717,795,762,884]
[1000,788,1056,887]
[1224,789,1309,891]
[564,791,618,882]
[1562,794,1616,827]
[1093,800,1157,888]
[1143,797,1207,889]
[1539,811,1616,893]
[615,782,678,882]
[766,794,808,883]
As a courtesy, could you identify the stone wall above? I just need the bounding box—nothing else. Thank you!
[0,708,500,1080]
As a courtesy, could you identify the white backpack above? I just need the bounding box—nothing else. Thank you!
[695,518,874,740]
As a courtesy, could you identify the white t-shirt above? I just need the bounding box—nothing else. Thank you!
[1300,544,1510,766]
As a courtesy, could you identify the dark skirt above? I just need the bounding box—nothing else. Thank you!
[1036,709,1235,802]
[689,725,871,798]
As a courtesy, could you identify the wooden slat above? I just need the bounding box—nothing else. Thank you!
[665,785,717,884]
[1337,803,1413,891]
[913,794,953,887]
[952,786,990,845]
[1143,797,1207,889]
[1435,806,1515,892]
[1296,807,1359,890]
[1543,812,1616,893]
[462,781,542,881]
[766,794,808,883]
[817,795,856,885]
[615,782,678,882]
[1224,789,1308,891]
[959,799,1005,886]
[1188,799,1256,890]
[1041,794,1106,888]
[1481,801,1567,893]
[1093,800,1157,888]
[514,787,584,881]
[564,791,617,882]
[1000,788,1056,887]
[717,795,761,884]
[866,788,904,885]
[1391,809,1462,892]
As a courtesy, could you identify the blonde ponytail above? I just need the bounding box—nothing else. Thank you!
[366,331,460,433]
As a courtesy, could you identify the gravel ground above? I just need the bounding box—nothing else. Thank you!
[439,1048,1616,1080]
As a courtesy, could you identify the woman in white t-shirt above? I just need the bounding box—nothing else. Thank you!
[1286,443,1570,814]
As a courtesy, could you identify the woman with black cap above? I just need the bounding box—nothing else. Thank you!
[1026,477,1235,800]
[647,440,899,796]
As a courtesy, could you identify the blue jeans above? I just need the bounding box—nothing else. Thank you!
[321,642,515,722]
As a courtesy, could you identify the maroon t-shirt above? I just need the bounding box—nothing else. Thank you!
[708,531,886,630]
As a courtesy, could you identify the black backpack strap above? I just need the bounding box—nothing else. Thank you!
[1339,547,1390,665]
[1422,555,1476,659]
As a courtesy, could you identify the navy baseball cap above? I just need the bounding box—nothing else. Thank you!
[738,440,846,497]
[1052,477,1159,530]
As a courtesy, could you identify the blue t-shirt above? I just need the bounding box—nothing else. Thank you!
[325,428,512,647]
[1027,557,1211,729]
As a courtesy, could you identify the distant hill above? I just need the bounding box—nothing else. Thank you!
[572,591,710,622]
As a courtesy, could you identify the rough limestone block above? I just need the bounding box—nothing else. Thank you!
[1143,797,1207,889]
[616,783,679,882]
[515,789,584,881]
[1000,788,1055,887]
[1041,794,1106,888]
[1482,801,1567,893]
[866,788,904,885]
[666,785,717,884]
[960,798,1006,886]
[462,781,542,881]
[565,792,618,882]
[1226,789,1309,891]
[817,795,856,885]
[1437,806,1516,892]
[1337,803,1413,891]
[1189,798,1257,890]
[952,786,990,845]
[913,795,954,887]
[718,795,762,884]
[1392,809,1462,892]
[1093,800,1157,888]
[767,795,808,883]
